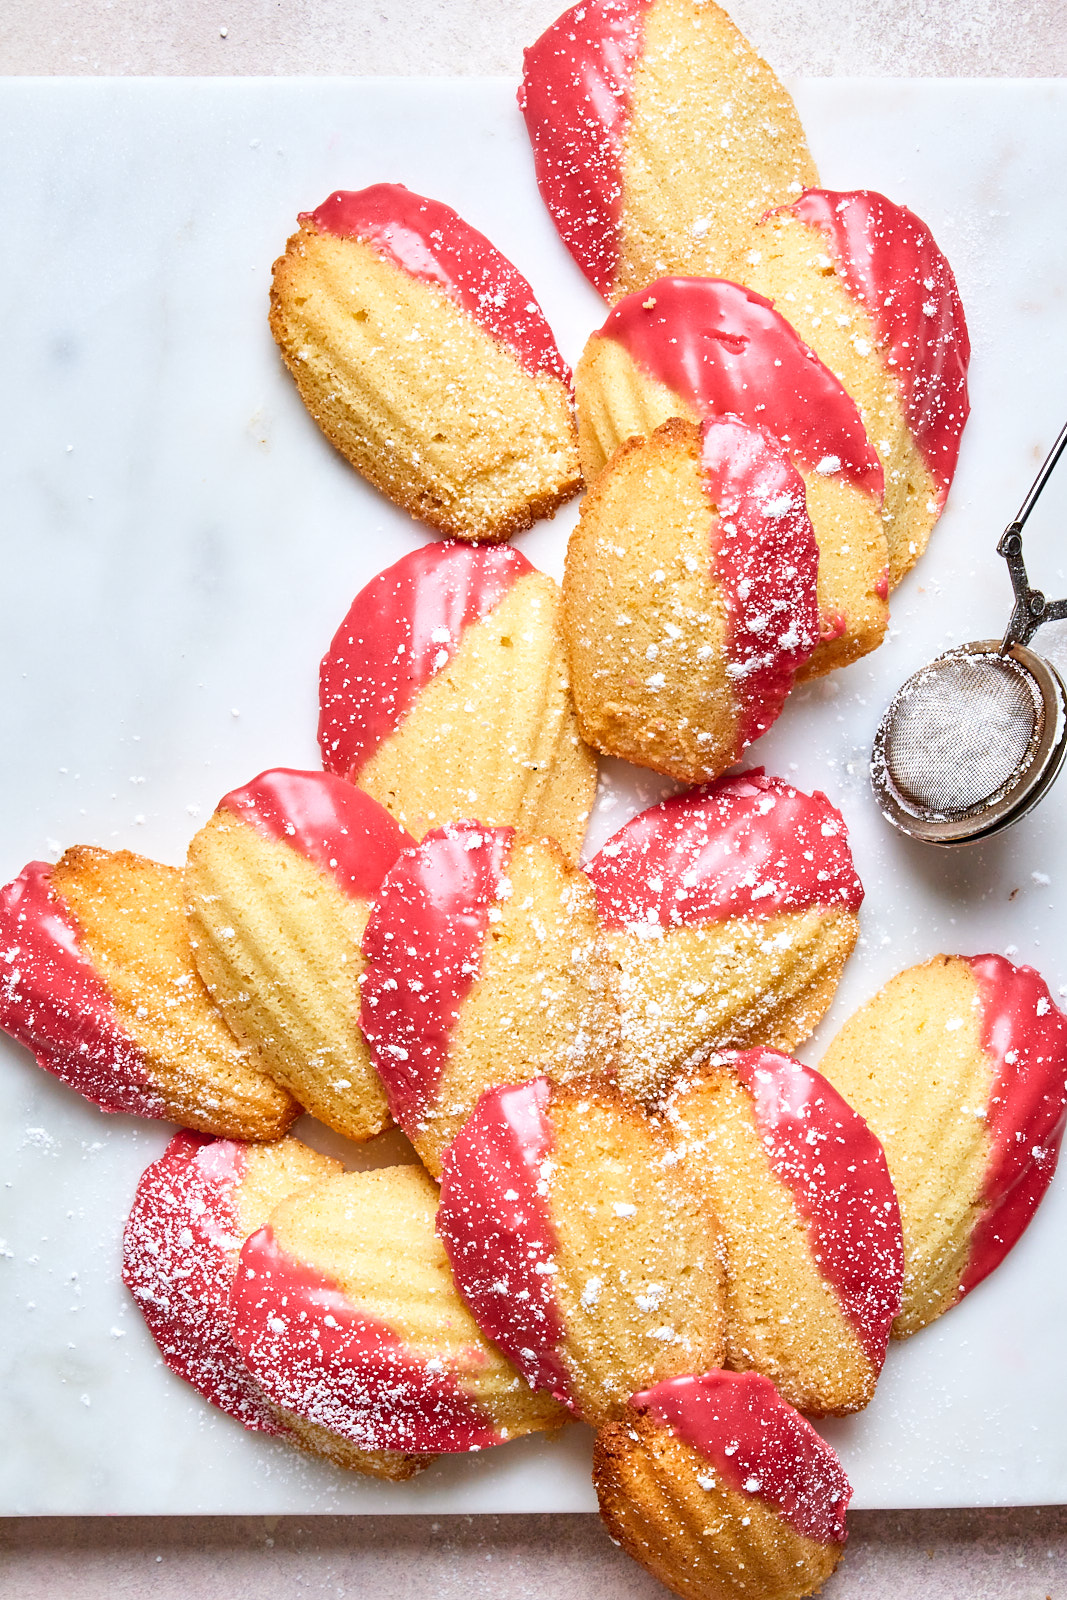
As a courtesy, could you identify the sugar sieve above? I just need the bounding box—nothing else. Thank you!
[872,419,1067,845]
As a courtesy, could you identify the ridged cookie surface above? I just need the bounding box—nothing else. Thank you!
[439,1076,726,1427]
[123,1131,429,1480]
[521,0,817,299]
[185,769,411,1141]
[594,1371,850,1600]
[270,185,580,541]
[231,1164,567,1453]
[742,190,970,587]
[319,543,596,860]
[0,850,297,1139]
[585,772,863,1102]
[361,822,618,1177]
[818,953,1067,1336]
[574,278,889,678]
[660,1051,903,1415]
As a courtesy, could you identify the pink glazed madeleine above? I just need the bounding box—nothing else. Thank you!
[594,1371,851,1600]
[819,953,1067,1336]
[229,1163,567,1454]
[0,849,297,1139]
[318,543,596,859]
[744,188,970,586]
[185,768,412,1140]
[584,770,864,1100]
[563,414,821,781]
[437,1075,726,1427]
[360,820,617,1177]
[573,277,889,679]
[121,1130,430,1479]
[660,1048,904,1415]
[270,183,580,540]
[520,0,817,300]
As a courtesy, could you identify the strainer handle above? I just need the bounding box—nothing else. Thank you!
[998,416,1067,649]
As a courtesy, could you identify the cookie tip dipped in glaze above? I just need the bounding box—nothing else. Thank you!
[742,188,970,587]
[818,952,1067,1337]
[520,0,818,302]
[0,850,298,1140]
[594,1370,851,1600]
[437,1073,727,1427]
[123,1132,327,1435]
[318,542,597,860]
[230,1163,567,1455]
[660,1048,903,1415]
[122,1129,432,1480]
[269,183,580,541]
[185,767,413,1143]
[573,276,889,679]
[563,414,820,782]
[584,770,864,1102]
[360,819,618,1178]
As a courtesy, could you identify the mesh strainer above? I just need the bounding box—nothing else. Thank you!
[872,419,1067,845]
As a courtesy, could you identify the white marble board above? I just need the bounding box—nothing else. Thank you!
[1,77,1067,1514]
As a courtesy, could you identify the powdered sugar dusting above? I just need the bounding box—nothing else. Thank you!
[306,186,571,383]
[585,769,863,928]
[519,0,650,294]
[318,543,531,781]
[0,861,164,1118]
[959,955,1067,1294]
[230,1223,502,1453]
[121,1132,285,1432]
[438,1077,570,1400]
[701,417,819,749]
[361,822,514,1133]
[633,1370,851,1545]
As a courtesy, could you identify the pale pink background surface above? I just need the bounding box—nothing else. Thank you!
[2,0,1066,1594]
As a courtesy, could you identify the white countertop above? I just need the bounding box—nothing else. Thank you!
[2,1,1066,1594]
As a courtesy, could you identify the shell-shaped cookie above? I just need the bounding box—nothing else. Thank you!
[438,1076,726,1427]
[319,542,597,860]
[563,417,820,781]
[520,0,817,300]
[594,1371,850,1600]
[361,821,618,1177]
[584,771,863,1102]
[818,953,1067,1337]
[0,850,297,1139]
[742,190,970,586]
[574,277,888,678]
[660,1050,903,1415]
[269,184,580,541]
[185,769,411,1142]
[122,1130,429,1480]
[230,1164,567,1453]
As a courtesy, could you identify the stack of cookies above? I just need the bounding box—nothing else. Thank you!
[4,5,1059,1600]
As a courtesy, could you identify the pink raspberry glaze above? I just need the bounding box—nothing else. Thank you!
[700,417,819,751]
[303,184,570,384]
[122,1132,286,1433]
[958,955,1067,1296]
[728,1049,903,1367]
[319,543,533,781]
[519,0,650,295]
[360,822,514,1136]
[437,1077,571,1402]
[0,860,163,1118]
[230,1224,502,1454]
[600,278,884,497]
[784,189,970,502]
[632,1370,851,1545]
[218,768,411,901]
[585,769,863,929]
